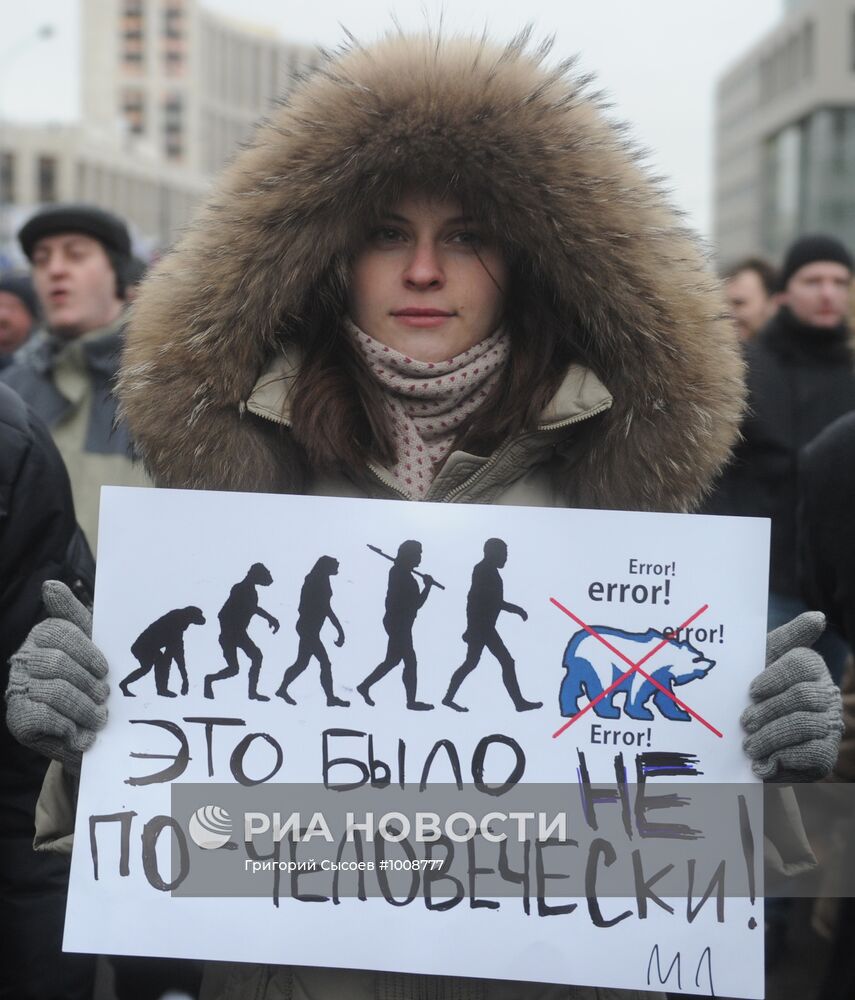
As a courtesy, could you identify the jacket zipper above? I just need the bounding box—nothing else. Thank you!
[437,399,613,503]
[246,403,412,499]
[246,397,612,503]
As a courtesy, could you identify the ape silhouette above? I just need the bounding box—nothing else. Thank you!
[443,538,542,712]
[204,563,279,701]
[357,540,436,710]
[120,606,206,697]
[276,556,349,707]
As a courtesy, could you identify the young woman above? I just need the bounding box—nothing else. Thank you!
[7,31,842,1000]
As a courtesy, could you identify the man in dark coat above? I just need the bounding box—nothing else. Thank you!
[797,411,855,1000]
[0,205,150,552]
[799,412,855,662]
[705,234,855,680]
[0,381,95,999]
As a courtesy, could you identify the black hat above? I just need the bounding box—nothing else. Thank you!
[0,274,39,319]
[18,204,131,261]
[780,234,853,289]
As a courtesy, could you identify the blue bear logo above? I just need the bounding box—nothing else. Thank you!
[558,626,715,721]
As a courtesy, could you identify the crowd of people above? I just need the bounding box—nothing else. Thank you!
[1,29,854,1000]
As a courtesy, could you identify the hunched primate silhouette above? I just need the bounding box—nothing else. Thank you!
[120,606,206,697]
[204,562,279,701]
[357,540,436,710]
[442,538,542,712]
[276,555,349,707]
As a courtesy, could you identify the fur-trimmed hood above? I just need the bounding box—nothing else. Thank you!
[121,31,744,512]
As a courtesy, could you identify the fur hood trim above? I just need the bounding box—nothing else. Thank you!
[120,30,744,511]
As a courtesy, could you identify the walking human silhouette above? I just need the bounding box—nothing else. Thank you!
[119,606,206,698]
[276,556,349,707]
[357,540,436,710]
[442,538,542,712]
[204,563,280,701]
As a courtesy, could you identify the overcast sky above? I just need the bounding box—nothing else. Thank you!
[1,0,781,239]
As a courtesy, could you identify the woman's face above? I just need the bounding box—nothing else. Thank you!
[349,194,507,363]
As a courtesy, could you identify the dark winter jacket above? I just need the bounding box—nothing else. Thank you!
[0,320,150,551]
[705,306,855,596]
[798,414,855,793]
[0,325,128,448]
[799,410,855,648]
[0,381,94,837]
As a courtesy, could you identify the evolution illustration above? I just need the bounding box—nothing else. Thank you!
[119,538,716,718]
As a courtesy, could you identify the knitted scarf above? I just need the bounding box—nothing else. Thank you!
[347,321,511,499]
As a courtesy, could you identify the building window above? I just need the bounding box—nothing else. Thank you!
[164,2,184,39]
[163,94,184,160]
[163,0,186,73]
[0,152,15,204]
[762,121,805,255]
[121,0,145,70]
[122,89,146,135]
[829,108,855,174]
[164,47,185,72]
[37,156,58,203]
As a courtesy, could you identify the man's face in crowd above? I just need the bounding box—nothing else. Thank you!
[0,293,34,354]
[30,233,123,339]
[781,261,852,329]
[725,268,775,340]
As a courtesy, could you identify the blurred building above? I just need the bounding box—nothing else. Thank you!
[714,0,855,263]
[0,0,318,264]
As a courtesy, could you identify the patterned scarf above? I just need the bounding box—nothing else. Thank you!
[347,320,511,499]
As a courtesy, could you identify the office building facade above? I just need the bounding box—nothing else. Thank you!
[714,0,855,263]
[0,0,317,262]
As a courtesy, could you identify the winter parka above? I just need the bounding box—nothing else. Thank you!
[0,382,96,1000]
[0,318,152,553]
[0,382,94,836]
[35,30,778,1000]
[705,306,855,598]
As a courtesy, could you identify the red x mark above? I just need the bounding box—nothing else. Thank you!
[550,599,723,740]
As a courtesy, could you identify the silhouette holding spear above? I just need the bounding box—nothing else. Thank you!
[365,544,446,591]
[357,541,441,710]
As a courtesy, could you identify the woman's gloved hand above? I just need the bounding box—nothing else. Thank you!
[741,612,843,781]
[5,580,109,774]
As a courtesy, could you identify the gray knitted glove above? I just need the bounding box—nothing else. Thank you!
[741,612,843,781]
[5,581,109,773]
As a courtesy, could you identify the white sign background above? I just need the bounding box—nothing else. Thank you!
[65,487,769,997]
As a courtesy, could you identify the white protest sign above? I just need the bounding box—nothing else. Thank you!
[65,487,769,997]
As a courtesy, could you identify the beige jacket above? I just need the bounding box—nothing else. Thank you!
[56,27,781,1000]
[34,359,815,1000]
